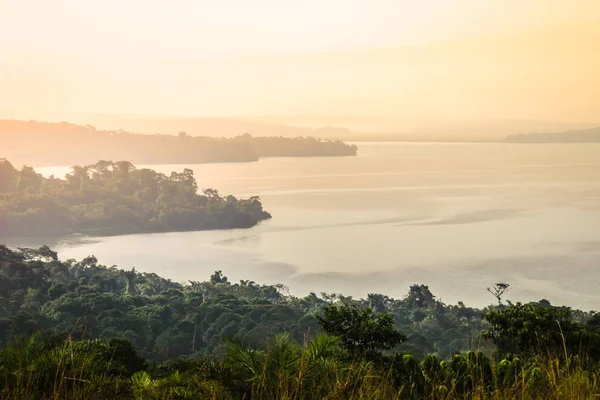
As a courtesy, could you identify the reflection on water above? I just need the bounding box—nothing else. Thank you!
[11,142,600,309]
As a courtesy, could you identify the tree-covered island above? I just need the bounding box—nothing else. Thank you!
[0,159,271,237]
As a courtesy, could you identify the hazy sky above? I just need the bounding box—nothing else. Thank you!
[1,0,599,123]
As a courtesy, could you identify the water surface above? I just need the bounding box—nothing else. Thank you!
[11,143,600,309]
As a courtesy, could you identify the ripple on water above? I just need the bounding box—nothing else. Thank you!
[213,235,260,247]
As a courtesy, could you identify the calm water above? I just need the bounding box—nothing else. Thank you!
[10,143,600,308]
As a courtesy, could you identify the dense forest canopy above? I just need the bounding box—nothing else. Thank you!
[0,120,358,167]
[2,246,600,399]
[0,159,271,237]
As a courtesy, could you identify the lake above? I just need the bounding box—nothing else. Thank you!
[8,142,600,309]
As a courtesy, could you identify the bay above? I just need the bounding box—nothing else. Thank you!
[9,142,600,308]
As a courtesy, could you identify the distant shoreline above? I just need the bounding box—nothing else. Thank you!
[341,126,600,143]
[346,139,599,144]
[1,119,358,167]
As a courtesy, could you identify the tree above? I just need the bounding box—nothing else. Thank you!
[486,283,510,305]
[405,284,435,308]
[316,303,406,357]
[0,158,17,192]
[18,245,58,262]
[367,293,389,313]
[125,268,137,294]
[68,165,90,190]
[202,188,220,199]
[210,270,228,285]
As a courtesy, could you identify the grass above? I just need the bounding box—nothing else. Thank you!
[1,333,600,399]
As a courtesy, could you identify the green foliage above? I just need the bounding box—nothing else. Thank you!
[0,332,139,399]
[0,246,312,361]
[482,302,600,362]
[316,303,406,356]
[3,246,600,398]
[0,159,271,237]
[4,331,600,399]
[0,245,497,364]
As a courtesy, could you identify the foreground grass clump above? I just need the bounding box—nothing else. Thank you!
[2,332,600,400]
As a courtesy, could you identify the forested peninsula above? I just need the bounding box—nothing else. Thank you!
[2,245,600,399]
[0,159,271,237]
[0,120,358,167]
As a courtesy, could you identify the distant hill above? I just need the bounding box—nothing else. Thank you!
[71,114,356,140]
[0,120,357,167]
[505,127,600,143]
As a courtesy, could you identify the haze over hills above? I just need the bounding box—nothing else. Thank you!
[241,116,598,141]
[3,111,598,142]
[506,126,600,143]
[82,114,600,141]
[67,114,356,139]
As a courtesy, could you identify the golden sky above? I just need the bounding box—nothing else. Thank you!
[1,0,599,125]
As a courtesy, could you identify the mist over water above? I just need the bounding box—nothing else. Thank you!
[15,142,600,309]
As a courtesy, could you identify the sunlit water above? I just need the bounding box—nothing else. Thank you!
[8,143,600,309]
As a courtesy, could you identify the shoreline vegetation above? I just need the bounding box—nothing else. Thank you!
[2,246,600,399]
[0,120,358,167]
[0,159,271,238]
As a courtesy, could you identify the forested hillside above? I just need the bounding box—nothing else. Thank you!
[0,246,486,361]
[2,246,600,399]
[0,159,271,237]
[0,120,357,167]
